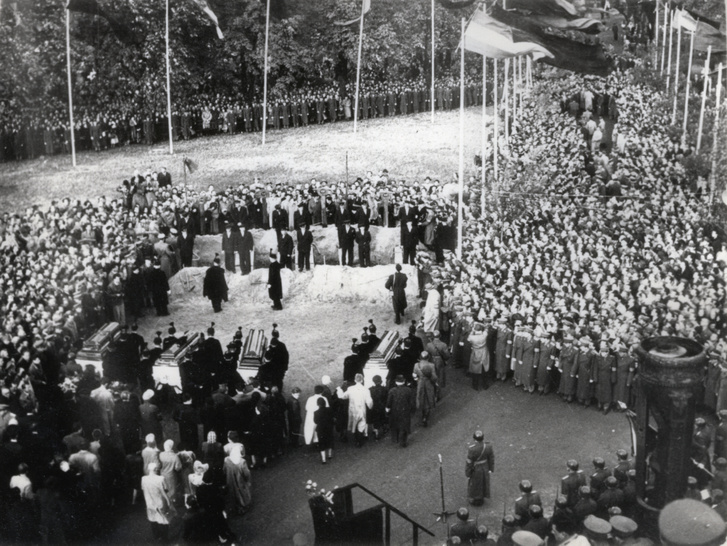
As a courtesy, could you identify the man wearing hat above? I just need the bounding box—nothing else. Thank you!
[386,375,415,447]
[693,417,713,478]
[203,255,228,313]
[573,486,598,523]
[596,476,624,518]
[268,251,284,310]
[582,515,611,545]
[514,480,542,524]
[465,430,494,506]
[511,530,544,546]
[716,410,727,462]
[561,460,587,508]
[450,508,478,544]
[712,458,727,492]
[590,457,612,497]
[613,449,633,485]
[609,515,639,543]
[385,264,408,324]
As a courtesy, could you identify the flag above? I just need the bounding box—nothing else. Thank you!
[694,21,727,53]
[184,157,198,174]
[527,15,602,34]
[464,9,554,60]
[334,0,370,26]
[488,4,613,76]
[505,0,579,19]
[437,0,477,8]
[66,0,142,45]
[676,9,697,33]
[192,0,224,39]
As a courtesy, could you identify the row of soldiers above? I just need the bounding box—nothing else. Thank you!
[0,80,484,161]
[450,315,638,414]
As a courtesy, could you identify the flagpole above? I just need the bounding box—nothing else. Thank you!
[666,9,674,92]
[493,59,499,183]
[431,0,435,124]
[512,56,517,134]
[709,63,723,207]
[353,0,365,134]
[654,0,659,68]
[457,17,464,260]
[696,46,712,152]
[504,58,509,143]
[681,29,695,136]
[65,7,76,167]
[671,21,681,124]
[165,0,173,155]
[481,56,487,216]
[262,0,271,145]
[660,4,667,75]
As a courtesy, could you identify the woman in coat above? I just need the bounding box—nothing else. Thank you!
[313,397,335,464]
[304,386,328,446]
[414,357,437,427]
[223,446,252,515]
[468,322,490,391]
[159,439,183,506]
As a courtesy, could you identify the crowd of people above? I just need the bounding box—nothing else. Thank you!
[428,68,727,414]
[0,75,484,162]
[1,34,727,544]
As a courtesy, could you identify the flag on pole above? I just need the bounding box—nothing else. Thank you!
[66,0,141,44]
[191,0,224,39]
[675,9,697,33]
[334,0,370,26]
[184,156,198,174]
[505,0,579,18]
[464,9,554,59]
[487,4,613,75]
[526,15,602,34]
[693,21,727,53]
[437,0,477,8]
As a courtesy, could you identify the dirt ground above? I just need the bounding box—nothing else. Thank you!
[110,273,631,546]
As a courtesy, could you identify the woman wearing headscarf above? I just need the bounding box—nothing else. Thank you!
[223,445,252,515]
[159,439,183,506]
[187,460,209,498]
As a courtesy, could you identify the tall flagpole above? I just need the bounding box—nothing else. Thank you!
[262,0,271,145]
[493,59,499,183]
[353,0,365,134]
[457,17,465,260]
[709,63,723,207]
[681,29,695,136]
[65,7,76,167]
[165,0,173,155]
[653,0,659,68]
[671,20,682,124]
[696,46,712,152]
[504,59,509,142]
[431,0,435,123]
[666,9,674,92]
[660,3,667,75]
[481,56,487,216]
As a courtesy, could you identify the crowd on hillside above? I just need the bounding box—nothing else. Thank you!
[0,75,484,162]
[427,70,727,415]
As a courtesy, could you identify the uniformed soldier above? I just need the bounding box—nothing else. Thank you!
[609,515,639,543]
[590,457,612,497]
[714,410,727,462]
[521,505,549,539]
[712,458,727,493]
[613,449,633,485]
[620,469,637,517]
[711,489,727,522]
[561,459,587,507]
[513,480,542,524]
[572,486,598,523]
[582,515,611,546]
[693,417,713,481]
[450,507,478,544]
[596,476,624,518]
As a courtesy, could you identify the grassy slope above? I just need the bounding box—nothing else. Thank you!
[0,109,489,212]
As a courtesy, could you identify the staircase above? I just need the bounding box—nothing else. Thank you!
[309,482,435,545]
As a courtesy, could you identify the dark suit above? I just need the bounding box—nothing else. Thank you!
[279,233,295,270]
[268,260,283,310]
[296,227,313,271]
[386,384,416,447]
[401,224,418,265]
[355,228,371,267]
[177,232,195,267]
[148,267,170,316]
[236,229,254,274]
[385,271,408,323]
[203,264,228,312]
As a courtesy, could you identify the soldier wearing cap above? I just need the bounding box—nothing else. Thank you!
[597,476,624,518]
[609,515,638,543]
[499,515,519,545]
[583,515,611,546]
[465,430,494,506]
[590,457,612,497]
[514,480,542,524]
[450,507,478,544]
[712,458,727,493]
[573,486,598,522]
[693,417,713,474]
[522,505,549,539]
[715,410,727,462]
[712,489,727,522]
[561,460,587,507]
[613,449,633,485]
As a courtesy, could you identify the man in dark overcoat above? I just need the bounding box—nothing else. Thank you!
[384,264,408,324]
[203,256,228,313]
[386,375,416,448]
